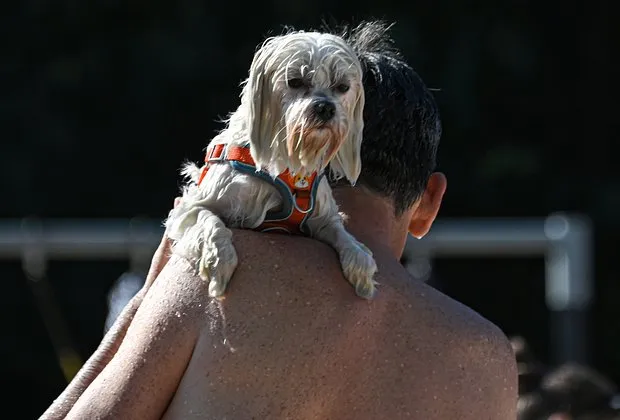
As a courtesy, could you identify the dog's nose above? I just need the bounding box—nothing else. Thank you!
[313,100,335,122]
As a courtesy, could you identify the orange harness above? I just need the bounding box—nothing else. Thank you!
[197,143,323,235]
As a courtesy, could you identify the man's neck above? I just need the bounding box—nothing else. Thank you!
[332,186,410,261]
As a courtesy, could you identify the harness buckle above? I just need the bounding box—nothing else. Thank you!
[206,143,228,163]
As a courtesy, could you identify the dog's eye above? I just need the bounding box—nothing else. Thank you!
[287,78,304,89]
[335,83,350,93]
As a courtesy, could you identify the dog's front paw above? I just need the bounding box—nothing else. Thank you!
[199,228,239,298]
[339,240,378,299]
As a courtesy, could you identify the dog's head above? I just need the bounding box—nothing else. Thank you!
[241,31,364,182]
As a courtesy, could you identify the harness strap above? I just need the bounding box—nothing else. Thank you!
[197,143,253,185]
[197,143,322,235]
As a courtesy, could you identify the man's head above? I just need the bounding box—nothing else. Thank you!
[510,336,548,395]
[518,363,620,420]
[330,21,447,240]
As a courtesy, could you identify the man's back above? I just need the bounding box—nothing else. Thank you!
[52,22,518,420]
[162,230,517,419]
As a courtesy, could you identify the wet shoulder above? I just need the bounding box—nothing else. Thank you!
[369,261,518,417]
[377,264,517,370]
[229,229,355,298]
[228,228,515,363]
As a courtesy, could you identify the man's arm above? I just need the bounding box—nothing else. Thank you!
[40,203,177,420]
[40,289,147,420]
[65,256,203,420]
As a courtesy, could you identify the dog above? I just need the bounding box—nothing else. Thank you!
[165,29,378,299]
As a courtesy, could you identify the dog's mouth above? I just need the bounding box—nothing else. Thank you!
[314,121,331,130]
[286,124,338,173]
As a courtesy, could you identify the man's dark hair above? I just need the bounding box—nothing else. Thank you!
[330,21,442,215]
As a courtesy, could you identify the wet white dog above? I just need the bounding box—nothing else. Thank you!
[165,30,378,299]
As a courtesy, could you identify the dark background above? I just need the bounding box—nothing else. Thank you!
[1,1,615,418]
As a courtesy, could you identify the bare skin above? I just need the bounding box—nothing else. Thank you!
[62,176,518,420]
[40,200,179,420]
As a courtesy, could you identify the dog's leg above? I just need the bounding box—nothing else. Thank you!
[307,183,378,298]
[167,206,239,298]
[310,212,378,298]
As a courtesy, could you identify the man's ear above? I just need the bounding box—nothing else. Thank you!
[408,172,447,239]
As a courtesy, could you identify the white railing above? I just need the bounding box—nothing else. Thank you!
[403,213,593,365]
[1,213,593,366]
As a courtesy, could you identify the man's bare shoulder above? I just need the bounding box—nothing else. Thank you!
[167,228,515,365]
[228,229,516,364]
[403,271,517,366]
[159,230,516,418]
[229,229,510,334]
[226,229,518,418]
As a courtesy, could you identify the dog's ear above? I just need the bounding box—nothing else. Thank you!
[244,41,285,171]
[330,84,365,184]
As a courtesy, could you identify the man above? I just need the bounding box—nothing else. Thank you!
[518,362,620,420]
[44,22,518,419]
